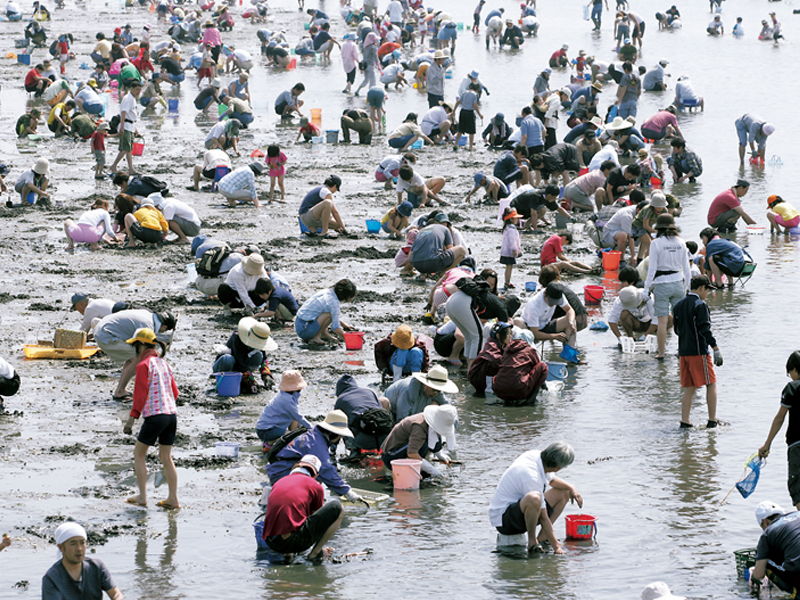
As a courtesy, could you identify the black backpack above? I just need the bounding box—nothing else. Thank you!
[265,427,309,464]
[127,175,168,198]
[455,277,491,298]
[196,244,231,277]
[357,408,394,436]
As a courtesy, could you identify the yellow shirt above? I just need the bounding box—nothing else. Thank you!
[134,207,168,232]
[774,202,800,221]
[47,102,70,126]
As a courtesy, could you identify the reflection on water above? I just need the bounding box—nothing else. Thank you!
[133,514,180,600]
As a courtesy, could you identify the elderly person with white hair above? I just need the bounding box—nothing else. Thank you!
[43,522,124,600]
[488,441,583,554]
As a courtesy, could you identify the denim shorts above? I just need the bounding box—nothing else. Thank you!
[651,280,686,317]
[295,318,321,341]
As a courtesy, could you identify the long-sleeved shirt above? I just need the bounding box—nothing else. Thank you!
[202,26,222,47]
[130,348,178,419]
[383,377,447,421]
[426,61,445,96]
[256,390,312,431]
[296,288,342,330]
[644,235,692,292]
[218,166,257,200]
[341,39,359,72]
[500,224,520,258]
[266,426,351,495]
[224,262,263,310]
[673,292,717,356]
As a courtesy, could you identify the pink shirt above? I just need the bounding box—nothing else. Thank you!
[642,110,677,132]
[202,27,222,47]
[341,40,359,73]
[500,224,521,258]
[576,169,607,195]
[707,188,740,225]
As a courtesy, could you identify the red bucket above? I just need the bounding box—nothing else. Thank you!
[584,285,603,305]
[132,141,145,156]
[650,176,662,189]
[565,514,597,540]
[602,250,621,271]
[577,167,589,177]
[343,331,365,350]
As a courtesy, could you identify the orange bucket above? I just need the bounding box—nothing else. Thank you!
[650,176,662,189]
[602,250,621,271]
[565,514,597,540]
[343,331,365,350]
[287,57,297,69]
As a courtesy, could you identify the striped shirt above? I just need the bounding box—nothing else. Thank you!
[296,288,341,331]
[218,166,257,199]
[131,349,178,419]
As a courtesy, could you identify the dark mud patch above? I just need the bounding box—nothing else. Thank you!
[24,518,134,546]
[314,247,396,261]
[204,220,258,230]
[141,294,192,312]
[146,455,236,469]
[0,292,30,303]
[28,302,60,312]
[50,443,101,455]
[354,291,397,303]
[41,267,74,275]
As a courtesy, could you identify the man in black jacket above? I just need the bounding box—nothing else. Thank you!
[672,275,723,429]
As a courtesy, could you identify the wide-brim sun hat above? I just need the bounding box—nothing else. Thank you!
[412,365,459,393]
[605,116,630,131]
[318,409,354,438]
[654,213,676,230]
[641,582,686,600]
[590,116,603,127]
[279,369,307,391]
[237,317,278,351]
[397,201,413,218]
[211,78,222,88]
[433,49,445,59]
[32,158,50,176]
[242,253,265,276]
[423,403,458,445]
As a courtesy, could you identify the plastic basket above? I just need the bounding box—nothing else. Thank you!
[734,548,757,580]
[620,335,657,354]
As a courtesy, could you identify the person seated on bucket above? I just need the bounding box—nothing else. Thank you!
[261,454,344,562]
[750,501,800,595]
[213,316,278,393]
[608,285,659,345]
[380,364,456,421]
[334,374,393,462]
[381,403,458,479]
[489,441,582,554]
[698,227,747,288]
[266,410,364,504]
[255,370,312,451]
[295,278,357,346]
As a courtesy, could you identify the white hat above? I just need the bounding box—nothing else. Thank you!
[32,157,50,175]
[641,582,686,600]
[241,253,265,276]
[755,500,784,524]
[318,409,354,438]
[54,522,87,559]
[650,191,667,208]
[763,123,775,136]
[605,116,630,131]
[139,197,155,207]
[423,404,458,449]
[211,77,222,88]
[296,454,322,476]
[618,286,642,311]
[237,317,278,351]
[659,59,669,67]
[412,365,459,393]
[433,49,445,59]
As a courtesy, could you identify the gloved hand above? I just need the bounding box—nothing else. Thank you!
[420,458,443,478]
[213,344,231,357]
[713,349,723,366]
[343,489,362,503]
[434,450,451,464]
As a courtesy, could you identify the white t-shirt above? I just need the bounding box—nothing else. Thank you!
[489,450,555,527]
[384,28,400,44]
[77,208,113,234]
[380,64,404,84]
[233,49,252,62]
[522,292,568,329]
[203,149,231,170]
[675,80,699,102]
[607,294,654,325]
[160,198,201,226]
[396,172,424,193]
[386,0,403,22]
[420,107,448,136]
[120,91,139,131]
[80,298,115,332]
[205,121,227,142]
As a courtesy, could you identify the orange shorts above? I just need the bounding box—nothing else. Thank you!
[680,354,716,388]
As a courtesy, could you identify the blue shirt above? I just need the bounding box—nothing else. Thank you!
[313,30,332,50]
[519,115,545,148]
[296,288,342,330]
[274,90,297,109]
[267,286,299,315]
[266,426,350,495]
[298,185,328,215]
[383,377,448,421]
[493,151,521,182]
[459,89,478,111]
[563,122,590,144]
[390,347,424,375]
[484,9,503,25]
[256,390,312,431]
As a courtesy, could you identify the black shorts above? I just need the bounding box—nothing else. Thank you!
[433,331,456,357]
[458,110,476,135]
[0,372,20,397]
[138,413,177,446]
[275,101,288,115]
[266,500,343,554]
[500,255,516,265]
[346,68,356,84]
[130,222,163,243]
[497,498,554,535]
[540,320,559,334]
[788,445,800,506]
[202,167,216,180]
[210,45,221,63]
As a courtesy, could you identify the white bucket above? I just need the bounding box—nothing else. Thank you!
[391,459,422,490]
[215,442,240,458]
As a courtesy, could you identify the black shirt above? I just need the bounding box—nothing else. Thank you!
[782,379,800,448]
[511,191,558,218]
[605,167,631,199]
[42,558,116,600]
[159,56,183,75]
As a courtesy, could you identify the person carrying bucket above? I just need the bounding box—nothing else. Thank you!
[261,454,344,562]
[266,410,364,505]
[381,403,458,479]
[488,442,583,554]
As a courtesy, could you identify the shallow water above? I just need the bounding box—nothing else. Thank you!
[1,0,799,598]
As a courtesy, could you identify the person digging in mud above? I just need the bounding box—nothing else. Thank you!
[298,175,348,239]
[122,327,180,510]
[295,279,357,346]
[261,454,344,562]
[212,317,277,394]
[489,441,582,554]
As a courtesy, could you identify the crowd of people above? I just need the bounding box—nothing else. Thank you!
[1,0,797,596]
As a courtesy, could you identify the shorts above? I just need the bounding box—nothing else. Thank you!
[375,168,398,182]
[563,182,592,208]
[346,67,356,84]
[257,426,285,443]
[679,354,716,388]
[266,500,343,554]
[202,167,216,180]
[300,210,324,230]
[366,87,385,108]
[197,67,213,80]
[787,445,800,506]
[641,127,666,141]
[496,498,554,535]
[407,191,422,207]
[433,331,456,357]
[500,255,516,265]
[194,275,224,297]
[775,214,800,229]
[94,332,136,364]
[651,279,686,317]
[68,223,104,243]
[119,130,135,152]
[275,101,289,115]
[172,216,201,237]
[138,413,177,446]
[601,228,623,248]
[539,320,560,334]
[130,222,163,243]
[412,250,455,274]
[437,27,457,41]
[295,317,322,340]
[94,150,106,165]
[388,135,413,149]
[458,109,476,135]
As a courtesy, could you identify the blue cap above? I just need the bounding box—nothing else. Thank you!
[397,201,413,217]
[392,49,401,58]
[469,70,479,79]
[70,291,89,309]
[473,172,486,186]
[191,234,208,255]
[543,68,552,75]
[493,113,504,122]
[343,32,356,40]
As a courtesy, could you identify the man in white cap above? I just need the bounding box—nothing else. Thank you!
[43,522,124,599]
[751,500,800,594]
[735,113,775,164]
[488,441,582,554]
[381,403,458,478]
[261,454,344,561]
[380,365,456,421]
[641,582,686,600]
[14,158,50,205]
[608,285,657,344]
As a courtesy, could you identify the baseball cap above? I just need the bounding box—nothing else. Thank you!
[70,291,89,308]
[296,454,322,477]
[735,179,750,188]
[545,283,563,301]
[755,500,784,524]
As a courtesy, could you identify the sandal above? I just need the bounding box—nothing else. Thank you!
[112,392,132,400]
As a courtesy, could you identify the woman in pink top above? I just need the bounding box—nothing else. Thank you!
[427,261,476,314]
[340,33,360,93]
[641,106,683,141]
[202,21,223,78]
[122,327,180,510]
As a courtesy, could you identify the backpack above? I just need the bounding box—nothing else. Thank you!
[265,426,308,464]
[196,244,231,277]
[127,175,168,197]
[357,408,394,436]
[454,277,491,298]
[71,114,96,139]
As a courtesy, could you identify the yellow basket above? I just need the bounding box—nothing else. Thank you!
[23,345,100,360]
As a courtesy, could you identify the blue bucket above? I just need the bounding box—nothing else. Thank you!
[366,219,381,233]
[168,98,179,112]
[213,372,242,397]
[298,216,323,235]
[525,282,537,292]
[546,361,568,382]
[17,53,31,65]
[411,139,423,149]
[559,344,580,363]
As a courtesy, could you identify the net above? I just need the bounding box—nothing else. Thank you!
[735,454,766,499]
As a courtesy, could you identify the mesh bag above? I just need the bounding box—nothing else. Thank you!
[736,455,765,499]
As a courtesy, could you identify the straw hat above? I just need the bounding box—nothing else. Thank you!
[318,409,354,438]
[296,454,321,477]
[591,81,603,92]
[412,365,459,393]
[433,49,445,59]
[423,404,457,446]
[589,116,603,127]
[242,254,265,276]
[126,327,157,345]
[237,317,278,351]
[391,325,415,350]
[32,158,50,176]
[278,369,307,392]
[605,116,630,131]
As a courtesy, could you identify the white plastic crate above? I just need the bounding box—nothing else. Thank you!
[620,335,658,354]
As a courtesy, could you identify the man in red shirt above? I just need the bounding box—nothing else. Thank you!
[261,454,344,561]
[541,231,592,273]
[707,179,757,233]
[24,64,51,97]
[131,49,154,80]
